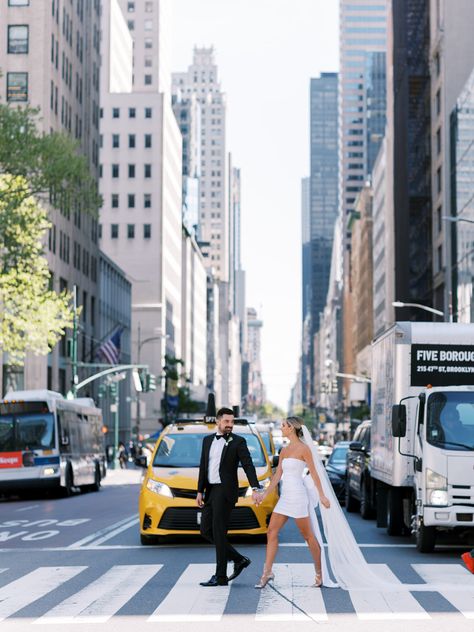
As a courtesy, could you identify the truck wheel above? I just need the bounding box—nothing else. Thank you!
[360,482,374,520]
[345,481,359,513]
[416,523,436,553]
[386,489,403,535]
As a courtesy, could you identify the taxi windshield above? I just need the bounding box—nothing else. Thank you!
[153,431,267,467]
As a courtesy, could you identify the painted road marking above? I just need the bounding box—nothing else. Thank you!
[34,564,162,624]
[68,514,138,548]
[0,566,86,621]
[413,564,474,619]
[148,564,231,622]
[348,564,430,620]
[86,517,138,547]
[255,563,327,621]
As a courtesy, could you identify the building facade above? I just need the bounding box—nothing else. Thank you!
[0,0,101,397]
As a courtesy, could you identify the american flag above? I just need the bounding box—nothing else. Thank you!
[97,328,122,364]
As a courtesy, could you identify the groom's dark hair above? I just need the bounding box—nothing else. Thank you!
[216,407,234,418]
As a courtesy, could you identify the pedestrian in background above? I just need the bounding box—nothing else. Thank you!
[117,442,127,469]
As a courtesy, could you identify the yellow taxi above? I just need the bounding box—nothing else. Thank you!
[137,418,279,544]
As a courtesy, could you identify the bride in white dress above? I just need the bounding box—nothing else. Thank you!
[255,416,331,588]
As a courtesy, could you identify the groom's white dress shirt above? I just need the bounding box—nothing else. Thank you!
[208,434,226,484]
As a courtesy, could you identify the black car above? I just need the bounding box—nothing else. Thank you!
[345,419,375,519]
[325,441,350,503]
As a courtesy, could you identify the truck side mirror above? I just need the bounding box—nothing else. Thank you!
[392,404,407,437]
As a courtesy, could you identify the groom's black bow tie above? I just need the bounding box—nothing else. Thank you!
[215,434,227,441]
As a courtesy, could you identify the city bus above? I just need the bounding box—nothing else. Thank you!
[0,390,106,496]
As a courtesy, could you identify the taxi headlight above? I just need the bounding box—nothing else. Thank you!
[245,478,271,497]
[426,468,448,506]
[146,478,173,497]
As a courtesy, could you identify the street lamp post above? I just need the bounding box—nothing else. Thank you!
[136,325,166,442]
[392,301,444,318]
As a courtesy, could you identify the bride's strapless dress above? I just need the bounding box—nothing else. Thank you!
[273,457,311,518]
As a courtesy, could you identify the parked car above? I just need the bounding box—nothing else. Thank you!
[345,420,374,519]
[317,443,333,465]
[325,441,350,502]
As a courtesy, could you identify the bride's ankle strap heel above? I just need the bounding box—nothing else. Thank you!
[254,569,274,589]
[313,570,322,588]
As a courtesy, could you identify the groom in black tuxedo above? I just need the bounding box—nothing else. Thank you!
[196,407,261,586]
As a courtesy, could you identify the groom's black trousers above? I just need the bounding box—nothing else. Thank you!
[200,484,243,579]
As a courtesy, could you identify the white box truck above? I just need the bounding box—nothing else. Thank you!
[371,322,474,552]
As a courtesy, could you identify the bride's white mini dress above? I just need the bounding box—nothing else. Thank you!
[273,457,311,518]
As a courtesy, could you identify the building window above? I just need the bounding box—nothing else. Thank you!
[434,51,440,77]
[144,134,152,148]
[437,206,442,233]
[127,224,135,239]
[145,57,152,67]
[145,107,152,118]
[6,72,28,101]
[111,193,119,208]
[436,127,441,155]
[128,134,136,148]
[127,20,134,30]
[437,244,443,272]
[144,164,152,178]
[435,89,441,116]
[144,20,153,30]
[144,194,151,208]
[437,166,442,194]
[98,223,102,239]
[144,74,152,85]
[9,0,30,5]
[128,107,136,118]
[128,164,135,178]
[112,107,120,118]
[145,38,152,49]
[144,224,151,239]
[145,1,153,11]
[112,134,120,148]
[8,25,29,54]
[112,164,119,178]
[128,194,135,208]
[111,224,119,239]
[127,1,135,11]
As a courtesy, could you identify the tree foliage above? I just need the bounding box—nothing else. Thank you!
[0,105,101,215]
[0,175,74,365]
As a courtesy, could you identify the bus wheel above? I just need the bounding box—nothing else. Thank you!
[63,465,74,497]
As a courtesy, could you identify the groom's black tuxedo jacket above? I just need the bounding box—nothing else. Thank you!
[198,432,260,503]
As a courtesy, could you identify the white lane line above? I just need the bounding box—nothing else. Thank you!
[15,504,40,513]
[148,563,230,622]
[255,563,327,622]
[348,564,430,620]
[280,543,417,548]
[68,514,138,548]
[87,518,139,547]
[413,564,474,619]
[0,566,86,622]
[34,564,162,625]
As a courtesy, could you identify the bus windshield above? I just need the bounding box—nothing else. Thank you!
[0,413,55,452]
[427,391,474,451]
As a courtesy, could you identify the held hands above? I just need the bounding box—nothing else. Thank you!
[320,495,330,509]
[253,490,265,506]
[196,492,204,508]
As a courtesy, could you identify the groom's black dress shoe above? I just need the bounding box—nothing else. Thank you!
[228,556,251,581]
[200,575,228,587]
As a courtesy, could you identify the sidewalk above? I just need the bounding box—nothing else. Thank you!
[102,465,144,486]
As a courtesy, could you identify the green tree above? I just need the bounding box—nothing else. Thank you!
[0,105,100,214]
[0,175,74,365]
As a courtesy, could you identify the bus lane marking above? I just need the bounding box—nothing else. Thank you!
[68,514,138,548]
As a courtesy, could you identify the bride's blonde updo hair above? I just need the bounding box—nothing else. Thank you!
[285,416,304,438]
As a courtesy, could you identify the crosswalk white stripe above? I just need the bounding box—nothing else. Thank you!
[413,564,474,619]
[34,564,162,625]
[255,563,327,621]
[0,566,86,622]
[349,564,431,620]
[148,563,230,622]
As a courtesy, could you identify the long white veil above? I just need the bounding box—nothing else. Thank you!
[301,426,460,592]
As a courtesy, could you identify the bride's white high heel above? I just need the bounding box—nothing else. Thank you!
[254,568,274,589]
[313,569,322,588]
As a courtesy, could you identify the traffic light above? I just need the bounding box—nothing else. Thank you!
[145,372,157,392]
